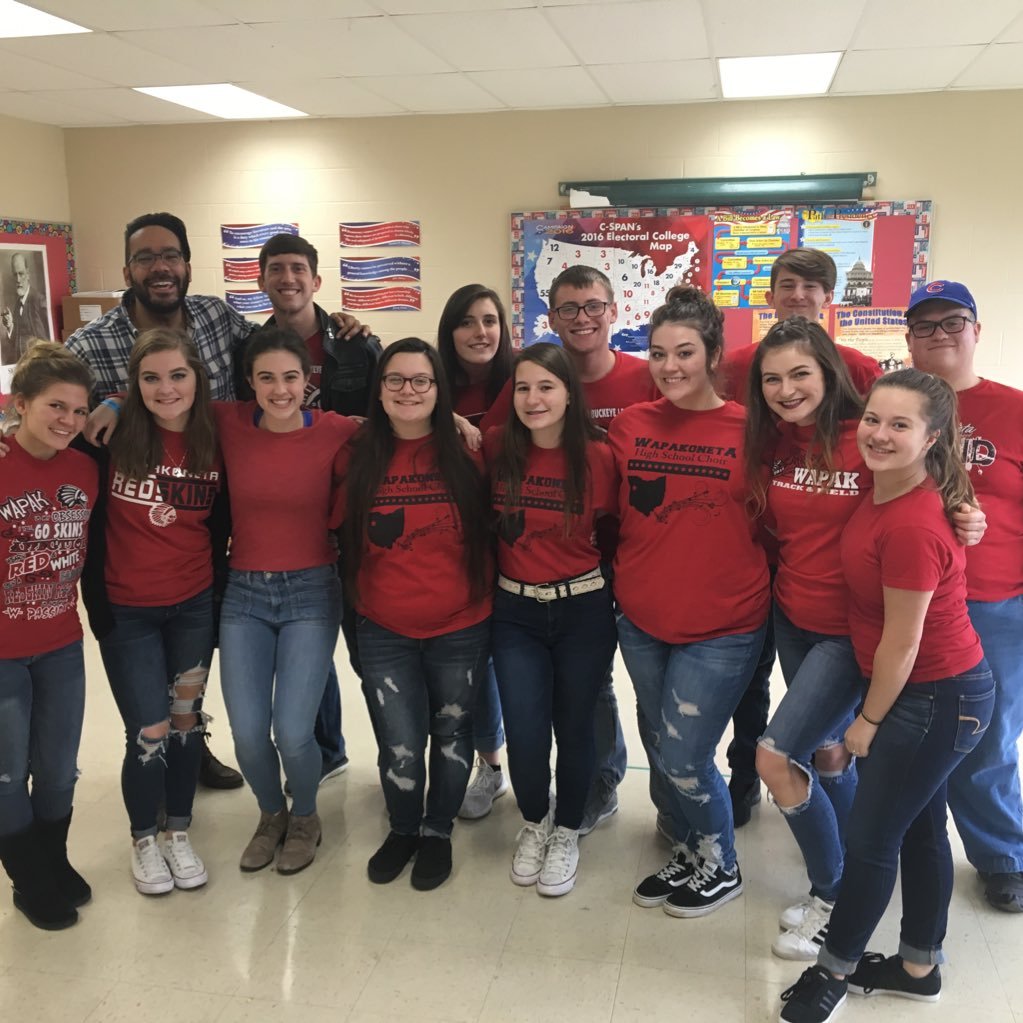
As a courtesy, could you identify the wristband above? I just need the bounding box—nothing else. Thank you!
[860,710,883,727]
[100,398,122,416]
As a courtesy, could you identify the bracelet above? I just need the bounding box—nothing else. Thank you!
[860,710,883,727]
[100,398,122,416]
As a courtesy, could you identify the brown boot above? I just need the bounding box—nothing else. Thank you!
[239,810,288,872]
[277,813,322,876]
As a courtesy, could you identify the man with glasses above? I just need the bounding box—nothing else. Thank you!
[905,280,1023,914]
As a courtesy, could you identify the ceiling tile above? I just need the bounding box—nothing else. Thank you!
[0,90,129,126]
[357,73,505,112]
[0,49,111,91]
[236,77,404,116]
[245,18,453,77]
[375,0,535,10]
[396,8,578,70]
[202,0,380,21]
[467,66,606,107]
[702,0,865,57]
[831,45,985,93]
[0,34,213,87]
[997,10,1023,41]
[952,42,1023,88]
[544,0,709,63]
[35,87,219,123]
[589,59,717,103]
[30,1,238,31]
[852,0,1023,48]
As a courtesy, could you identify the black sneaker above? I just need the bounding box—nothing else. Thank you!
[411,836,452,891]
[847,952,941,1001]
[198,733,244,790]
[367,831,419,884]
[285,756,350,796]
[983,870,1023,913]
[780,966,848,1023]
[729,776,761,828]
[632,850,695,908]
[663,860,742,918]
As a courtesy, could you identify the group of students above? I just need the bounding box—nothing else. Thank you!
[1,236,1021,1023]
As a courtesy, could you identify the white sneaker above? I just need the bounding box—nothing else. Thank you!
[537,826,579,897]
[131,835,174,895]
[780,894,814,930]
[458,757,509,820]
[510,814,552,887]
[159,831,209,890]
[773,895,833,961]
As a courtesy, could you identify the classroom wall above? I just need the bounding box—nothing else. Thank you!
[0,113,71,224]
[62,89,1023,385]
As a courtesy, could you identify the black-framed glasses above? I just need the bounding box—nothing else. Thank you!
[552,299,610,320]
[129,249,185,269]
[908,314,975,339]
[382,373,435,393]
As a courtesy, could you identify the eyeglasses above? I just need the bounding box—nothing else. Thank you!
[382,373,435,393]
[129,249,185,269]
[908,314,975,339]
[552,300,610,320]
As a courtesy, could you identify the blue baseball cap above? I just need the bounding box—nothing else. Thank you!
[906,280,977,319]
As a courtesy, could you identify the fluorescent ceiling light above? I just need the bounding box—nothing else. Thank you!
[133,84,307,120]
[0,0,90,38]
[719,52,841,99]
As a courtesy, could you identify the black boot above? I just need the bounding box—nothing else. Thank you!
[0,825,78,930]
[36,810,91,907]
[198,732,244,790]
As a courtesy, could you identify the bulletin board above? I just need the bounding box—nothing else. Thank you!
[511,201,930,367]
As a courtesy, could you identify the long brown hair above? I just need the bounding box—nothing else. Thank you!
[110,328,215,479]
[494,343,602,537]
[867,368,975,514]
[437,284,513,406]
[744,317,863,516]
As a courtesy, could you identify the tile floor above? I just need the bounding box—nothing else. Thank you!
[2,632,1021,1023]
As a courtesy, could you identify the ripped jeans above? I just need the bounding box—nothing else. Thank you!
[358,615,489,839]
[616,613,766,871]
[100,588,214,838]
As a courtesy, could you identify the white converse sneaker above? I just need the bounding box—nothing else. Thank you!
[159,831,209,890]
[131,835,174,895]
[780,894,814,931]
[772,895,833,960]
[458,757,509,820]
[537,826,579,897]
[511,814,552,887]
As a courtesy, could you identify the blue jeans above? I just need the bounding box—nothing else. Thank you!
[100,588,213,837]
[617,613,766,870]
[314,662,347,766]
[0,641,85,836]
[947,596,1023,874]
[472,659,506,755]
[219,565,341,818]
[492,586,617,829]
[358,615,489,839]
[819,662,995,975]
[761,607,863,902]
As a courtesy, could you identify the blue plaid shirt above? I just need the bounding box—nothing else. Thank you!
[66,293,257,403]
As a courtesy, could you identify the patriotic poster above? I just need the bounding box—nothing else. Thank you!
[340,256,421,282]
[220,223,298,249]
[342,286,421,312]
[512,201,930,361]
[223,257,261,283]
[225,290,273,314]
[339,221,420,248]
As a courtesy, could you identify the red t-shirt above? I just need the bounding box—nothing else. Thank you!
[0,436,96,658]
[104,428,222,606]
[485,428,618,583]
[609,398,769,644]
[213,402,356,571]
[352,435,492,638]
[840,484,983,682]
[722,341,882,404]
[768,420,870,635]
[480,349,659,432]
[453,381,491,428]
[956,379,1023,602]
[302,329,326,409]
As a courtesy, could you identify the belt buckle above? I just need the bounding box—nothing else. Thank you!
[534,584,556,602]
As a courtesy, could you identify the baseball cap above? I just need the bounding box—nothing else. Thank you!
[906,280,977,319]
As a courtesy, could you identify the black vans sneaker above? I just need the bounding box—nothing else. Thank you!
[663,860,742,918]
[632,850,694,908]
[847,952,940,1001]
[780,965,848,1022]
